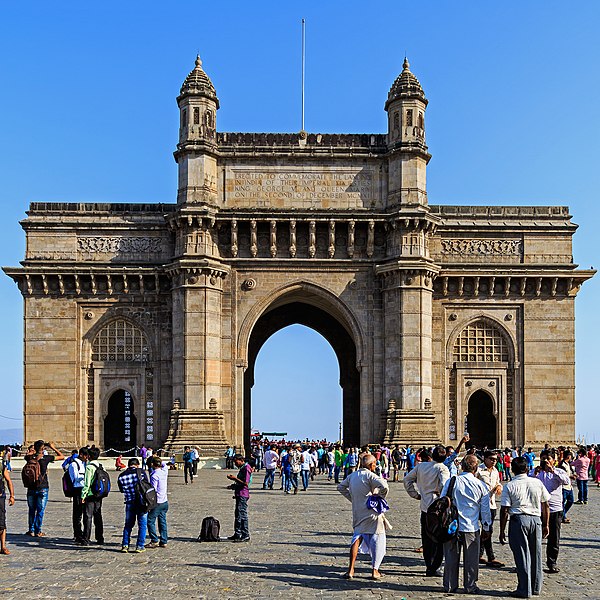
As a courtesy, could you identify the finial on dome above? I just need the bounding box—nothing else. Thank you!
[195,54,202,68]
[403,57,410,71]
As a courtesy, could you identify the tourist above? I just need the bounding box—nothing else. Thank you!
[115,454,126,471]
[557,450,575,523]
[262,445,279,490]
[403,445,450,577]
[334,445,344,483]
[80,446,104,546]
[477,450,504,567]
[595,451,600,487]
[300,445,312,490]
[224,446,234,469]
[523,447,536,471]
[147,456,169,548]
[226,453,252,542]
[62,449,79,470]
[441,454,492,594]
[23,440,65,537]
[503,450,513,481]
[280,446,294,493]
[191,446,200,476]
[499,456,550,598]
[117,457,150,553]
[444,435,469,478]
[532,448,569,573]
[326,446,335,480]
[139,444,147,468]
[391,445,402,482]
[68,446,88,544]
[572,448,590,504]
[289,444,302,493]
[337,454,390,580]
[0,453,15,555]
[183,446,195,484]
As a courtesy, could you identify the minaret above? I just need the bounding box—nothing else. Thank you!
[174,55,219,205]
[385,58,430,207]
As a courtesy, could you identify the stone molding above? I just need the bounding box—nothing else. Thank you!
[78,236,162,254]
[440,239,521,256]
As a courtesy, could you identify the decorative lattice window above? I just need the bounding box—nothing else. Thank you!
[92,319,150,363]
[453,320,509,363]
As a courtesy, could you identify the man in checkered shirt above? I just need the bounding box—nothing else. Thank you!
[117,457,150,553]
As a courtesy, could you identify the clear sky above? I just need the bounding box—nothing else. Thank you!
[0,2,598,443]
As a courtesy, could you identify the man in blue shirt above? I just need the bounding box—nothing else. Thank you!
[444,435,469,478]
[523,448,536,471]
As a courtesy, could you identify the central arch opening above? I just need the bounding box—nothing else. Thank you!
[244,301,360,451]
[466,390,497,449]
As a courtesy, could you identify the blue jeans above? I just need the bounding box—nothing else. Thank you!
[563,488,574,519]
[263,468,275,489]
[122,501,148,549]
[334,465,341,483]
[328,464,334,479]
[27,488,49,534]
[576,479,588,503]
[301,470,310,490]
[147,501,168,544]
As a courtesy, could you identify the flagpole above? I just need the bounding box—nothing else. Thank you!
[301,18,305,131]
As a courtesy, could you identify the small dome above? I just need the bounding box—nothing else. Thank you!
[179,55,219,107]
[385,58,427,110]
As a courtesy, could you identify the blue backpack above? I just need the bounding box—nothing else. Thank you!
[91,463,111,498]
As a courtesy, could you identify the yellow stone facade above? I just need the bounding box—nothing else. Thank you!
[3,57,594,453]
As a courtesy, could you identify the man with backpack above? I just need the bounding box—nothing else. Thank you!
[22,440,64,537]
[117,457,151,553]
[403,446,450,577]
[80,446,106,546]
[0,453,16,555]
[66,446,88,544]
[440,454,492,594]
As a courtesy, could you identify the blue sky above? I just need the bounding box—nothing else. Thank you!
[0,2,598,443]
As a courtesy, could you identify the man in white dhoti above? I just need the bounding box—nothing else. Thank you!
[337,454,390,580]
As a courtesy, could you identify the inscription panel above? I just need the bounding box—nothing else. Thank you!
[222,166,380,210]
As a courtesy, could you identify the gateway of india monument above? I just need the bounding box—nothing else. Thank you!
[3,56,594,454]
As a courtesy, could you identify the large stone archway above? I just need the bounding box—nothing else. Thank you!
[244,301,360,451]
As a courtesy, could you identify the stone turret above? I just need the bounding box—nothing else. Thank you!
[385,58,430,208]
[174,55,219,205]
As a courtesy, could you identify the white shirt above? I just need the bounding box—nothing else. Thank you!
[327,451,335,465]
[264,450,279,470]
[301,450,311,471]
[501,473,551,516]
[403,461,450,512]
[477,464,501,510]
[442,472,492,532]
[68,457,86,488]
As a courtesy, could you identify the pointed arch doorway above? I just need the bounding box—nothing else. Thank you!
[104,389,137,452]
[466,390,497,449]
[244,301,360,452]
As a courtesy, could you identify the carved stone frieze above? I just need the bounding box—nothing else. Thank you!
[78,237,162,254]
[441,239,521,256]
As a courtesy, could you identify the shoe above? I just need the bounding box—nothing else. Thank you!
[546,566,560,573]
[574,500,583,504]
[146,541,160,549]
[159,542,168,548]
[76,540,90,546]
[25,531,35,537]
[583,501,588,504]
[121,546,129,553]
[96,539,105,545]
[509,592,528,598]
[35,532,46,538]
[226,535,239,541]
[479,557,487,565]
[465,588,480,595]
[293,488,298,495]
[233,536,250,542]
[562,518,571,524]
[134,547,146,553]
[425,569,443,577]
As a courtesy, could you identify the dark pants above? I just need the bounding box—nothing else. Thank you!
[82,498,104,543]
[184,462,194,483]
[443,531,481,593]
[421,511,444,574]
[508,514,543,597]
[547,510,562,568]
[562,488,574,519]
[193,460,198,476]
[234,496,249,539]
[72,494,84,541]
[480,508,496,560]
[576,479,588,502]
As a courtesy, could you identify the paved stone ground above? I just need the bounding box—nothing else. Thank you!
[1,467,599,599]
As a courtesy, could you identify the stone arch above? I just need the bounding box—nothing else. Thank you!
[237,280,365,367]
[238,281,365,449]
[446,315,516,366]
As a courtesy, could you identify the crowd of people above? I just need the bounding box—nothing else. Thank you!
[0,437,598,597]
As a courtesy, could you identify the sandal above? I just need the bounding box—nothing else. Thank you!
[343,572,354,579]
[0,548,10,555]
[35,532,46,538]
[488,560,505,568]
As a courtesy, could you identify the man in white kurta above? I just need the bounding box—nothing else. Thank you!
[337,454,390,579]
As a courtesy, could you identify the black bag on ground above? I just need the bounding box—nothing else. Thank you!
[135,468,157,513]
[198,516,220,542]
[425,475,459,544]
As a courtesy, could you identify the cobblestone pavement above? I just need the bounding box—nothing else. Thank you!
[1,467,599,599]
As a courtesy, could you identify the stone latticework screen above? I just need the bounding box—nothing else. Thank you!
[453,320,509,363]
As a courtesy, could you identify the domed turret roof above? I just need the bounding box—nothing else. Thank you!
[179,55,219,107]
[385,58,427,110]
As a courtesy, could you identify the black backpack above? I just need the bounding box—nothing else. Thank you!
[135,468,157,513]
[62,459,84,498]
[91,463,111,499]
[198,516,220,542]
[425,476,459,544]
